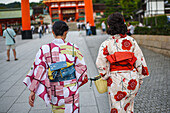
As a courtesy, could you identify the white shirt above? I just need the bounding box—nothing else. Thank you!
[77,22,80,28]
[128,25,134,34]
[101,22,106,29]
[86,23,90,29]
[38,26,42,33]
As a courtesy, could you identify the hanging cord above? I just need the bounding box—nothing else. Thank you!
[88,76,101,88]
[49,43,53,63]
[72,44,74,57]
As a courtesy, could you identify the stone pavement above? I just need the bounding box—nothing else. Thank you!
[0,30,169,113]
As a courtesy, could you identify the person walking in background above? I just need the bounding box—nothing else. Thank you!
[96,12,149,113]
[23,21,88,113]
[127,22,134,36]
[3,24,18,61]
[38,25,43,38]
[31,25,35,34]
[86,21,92,36]
[101,21,106,34]
[45,24,49,34]
[77,19,81,31]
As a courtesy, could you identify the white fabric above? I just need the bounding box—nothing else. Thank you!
[128,25,134,34]
[101,22,106,29]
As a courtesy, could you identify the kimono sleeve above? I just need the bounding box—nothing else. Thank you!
[133,40,149,81]
[23,48,48,93]
[96,41,110,80]
[74,47,88,87]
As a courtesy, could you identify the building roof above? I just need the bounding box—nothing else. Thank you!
[0,8,33,19]
[43,0,83,3]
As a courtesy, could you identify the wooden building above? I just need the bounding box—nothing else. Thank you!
[0,8,33,36]
[43,0,85,22]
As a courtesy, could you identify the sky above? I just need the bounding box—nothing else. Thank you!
[0,0,41,4]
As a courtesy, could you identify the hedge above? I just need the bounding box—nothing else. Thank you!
[134,25,170,35]
[144,15,167,27]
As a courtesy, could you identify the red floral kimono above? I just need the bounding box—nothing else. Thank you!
[96,34,149,113]
[23,39,88,113]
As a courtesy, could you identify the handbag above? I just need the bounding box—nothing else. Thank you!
[94,75,107,94]
[48,43,76,81]
[6,29,15,43]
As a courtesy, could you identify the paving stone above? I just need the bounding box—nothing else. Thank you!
[80,106,98,113]
[7,102,30,113]
[79,92,96,106]
[0,96,17,112]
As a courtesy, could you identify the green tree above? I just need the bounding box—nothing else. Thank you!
[120,0,141,20]
[104,0,122,17]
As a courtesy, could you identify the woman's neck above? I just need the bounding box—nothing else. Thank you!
[54,36,65,40]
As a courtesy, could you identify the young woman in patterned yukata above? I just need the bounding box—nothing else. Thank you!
[96,12,149,113]
[23,21,88,113]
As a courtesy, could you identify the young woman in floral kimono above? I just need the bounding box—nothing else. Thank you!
[23,21,88,113]
[96,12,149,113]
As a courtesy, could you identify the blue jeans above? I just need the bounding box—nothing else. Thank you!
[87,29,92,35]
[39,33,42,38]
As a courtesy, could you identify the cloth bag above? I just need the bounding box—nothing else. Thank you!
[94,75,107,94]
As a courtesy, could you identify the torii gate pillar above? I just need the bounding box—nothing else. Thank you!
[21,0,32,39]
[84,0,96,35]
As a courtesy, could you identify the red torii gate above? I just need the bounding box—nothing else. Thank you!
[21,0,95,39]
[21,0,32,39]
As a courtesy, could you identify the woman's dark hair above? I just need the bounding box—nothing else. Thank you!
[52,21,69,36]
[107,12,127,35]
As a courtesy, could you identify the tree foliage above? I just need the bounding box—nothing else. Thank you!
[104,0,122,17]
[0,1,43,9]
[120,0,141,20]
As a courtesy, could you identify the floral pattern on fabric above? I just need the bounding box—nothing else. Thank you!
[124,103,130,111]
[96,34,149,113]
[103,46,109,55]
[127,79,137,90]
[107,77,113,87]
[114,91,127,101]
[111,108,118,113]
[142,65,149,76]
[122,39,132,50]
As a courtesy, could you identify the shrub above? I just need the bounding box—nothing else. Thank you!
[134,25,170,35]
[144,15,167,27]
[130,21,139,26]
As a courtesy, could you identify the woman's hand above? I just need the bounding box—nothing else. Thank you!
[29,91,35,107]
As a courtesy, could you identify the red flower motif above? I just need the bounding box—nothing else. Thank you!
[142,65,149,76]
[124,103,130,111]
[103,46,109,55]
[116,39,118,43]
[121,39,132,50]
[107,77,113,87]
[100,73,105,77]
[114,91,127,101]
[111,108,118,113]
[135,93,138,96]
[127,79,137,90]
[123,78,126,82]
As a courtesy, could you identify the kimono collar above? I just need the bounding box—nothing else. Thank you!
[52,38,66,44]
[112,34,127,39]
